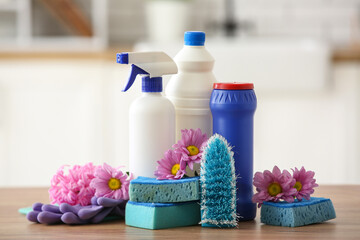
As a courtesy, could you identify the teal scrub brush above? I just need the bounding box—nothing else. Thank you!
[200,134,237,228]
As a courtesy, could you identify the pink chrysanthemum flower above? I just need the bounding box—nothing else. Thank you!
[155,149,186,180]
[173,128,208,170]
[292,166,319,201]
[49,163,99,206]
[252,166,297,207]
[90,163,133,200]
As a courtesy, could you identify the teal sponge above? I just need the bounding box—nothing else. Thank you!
[129,176,200,203]
[200,134,237,228]
[261,197,336,227]
[125,201,200,229]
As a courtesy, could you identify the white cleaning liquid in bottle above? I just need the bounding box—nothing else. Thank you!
[117,52,178,178]
[166,31,216,140]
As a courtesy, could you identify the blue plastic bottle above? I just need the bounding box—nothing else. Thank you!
[210,82,257,221]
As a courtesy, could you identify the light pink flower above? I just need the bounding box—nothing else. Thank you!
[90,163,133,200]
[49,163,99,206]
[292,167,319,201]
[252,166,297,207]
[173,128,208,170]
[155,149,186,180]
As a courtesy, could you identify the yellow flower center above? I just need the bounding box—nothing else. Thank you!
[108,178,121,190]
[268,182,282,196]
[294,181,302,191]
[186,145,199,156]
[171,164,180,175]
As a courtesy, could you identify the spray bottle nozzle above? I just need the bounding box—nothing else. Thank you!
[117,53,129,64]
[116,52,177,93]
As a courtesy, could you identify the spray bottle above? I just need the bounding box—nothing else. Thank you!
[117,51,178,178]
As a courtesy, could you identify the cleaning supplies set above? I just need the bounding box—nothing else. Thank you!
[23,31,336,229]
[115,31,334,228]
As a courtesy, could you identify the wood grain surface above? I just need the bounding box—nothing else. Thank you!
[0,185,359,240]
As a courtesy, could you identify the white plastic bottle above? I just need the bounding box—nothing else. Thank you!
[117,51,177,178]
[166,31,216,140]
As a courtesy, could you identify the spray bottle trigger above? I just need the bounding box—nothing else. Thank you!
[122,64,149,92]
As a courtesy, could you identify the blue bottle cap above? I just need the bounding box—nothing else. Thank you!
[184,31,205,46]
[142,76,163,92]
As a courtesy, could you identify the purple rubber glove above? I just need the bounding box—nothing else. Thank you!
[61,212,89,224]
[26,203,43,223]
[78,197,127,223]
[42,204,61,213]
[97,197,127,208]
[26,210,41,223]
[78,205,104,220]
[37,211,62,224]
[27,197,128,225]
[59,203,84,215]
[91,207,114,223]
[27,203,62,224]
[33,202,43,211]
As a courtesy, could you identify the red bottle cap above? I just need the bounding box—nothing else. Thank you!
[213,82,254,90]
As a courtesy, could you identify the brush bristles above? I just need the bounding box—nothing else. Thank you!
[200,134,238,227]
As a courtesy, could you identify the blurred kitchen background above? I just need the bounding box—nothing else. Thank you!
[0,0,359,186]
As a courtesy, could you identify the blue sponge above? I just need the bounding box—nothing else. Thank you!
[261,197,336,227]
[125,201,200,229]
[129,176,200,203]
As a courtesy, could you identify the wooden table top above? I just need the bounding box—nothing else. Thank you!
[0,185,359,240]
